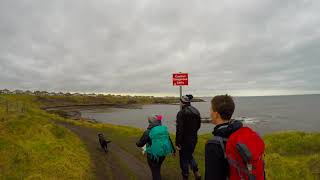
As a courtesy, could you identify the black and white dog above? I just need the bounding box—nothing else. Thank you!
[98,133,111,152]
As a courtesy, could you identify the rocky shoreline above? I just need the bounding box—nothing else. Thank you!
[43,98,206,122]
[44,104,142,121]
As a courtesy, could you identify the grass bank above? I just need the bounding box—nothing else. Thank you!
[59,118,320,180]
[264,132,320,179]
[36,94,204,109]
[1,94,319,179]
[0,95,94,179]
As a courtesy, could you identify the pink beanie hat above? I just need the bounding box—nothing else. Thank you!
[156,115,163,121]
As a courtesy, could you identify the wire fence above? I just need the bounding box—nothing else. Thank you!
[0,97,28,115]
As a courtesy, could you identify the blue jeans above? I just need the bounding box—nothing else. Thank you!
[179,144,199,178]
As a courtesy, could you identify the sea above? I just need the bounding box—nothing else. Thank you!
[81,95,320,135]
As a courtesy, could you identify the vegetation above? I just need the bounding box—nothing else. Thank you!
[36,94,205,108]
[58,119,320,180]
[0,95,94,179]
[264,132,320,180]
[1,94,319,179]
[0,89,205,108]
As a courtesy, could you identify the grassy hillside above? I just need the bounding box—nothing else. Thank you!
[1,94,319,179]
[0,95,94,179]
[36,94,204,108]
[264,132,320,179]
[60,119,320,180]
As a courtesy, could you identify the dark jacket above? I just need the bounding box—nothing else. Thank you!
[175,105,201,147]
[136,123,176,154]
[205,120,243,180]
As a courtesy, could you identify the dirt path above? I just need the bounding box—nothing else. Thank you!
[56,122,151,180]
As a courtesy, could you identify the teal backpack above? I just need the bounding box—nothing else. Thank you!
[146,125,174,160]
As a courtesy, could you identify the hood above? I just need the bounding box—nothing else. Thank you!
[147,114,162,129]
[212,120,243,138]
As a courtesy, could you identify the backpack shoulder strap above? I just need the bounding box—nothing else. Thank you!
[207,136,228,158]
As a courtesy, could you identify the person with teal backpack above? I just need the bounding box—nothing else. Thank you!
[136,114,176,180]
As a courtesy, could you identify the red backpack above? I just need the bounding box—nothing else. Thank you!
[211,127,265,180]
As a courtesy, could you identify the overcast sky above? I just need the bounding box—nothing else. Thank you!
[1,0,320,96]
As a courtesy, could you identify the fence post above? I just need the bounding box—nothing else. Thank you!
[22,103,26,113]
[6,100,9,114]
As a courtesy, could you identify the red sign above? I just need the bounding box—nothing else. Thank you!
[173,73,189,86]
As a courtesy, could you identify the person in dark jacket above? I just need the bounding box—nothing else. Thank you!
[136,114,176,180]
[176,94,201,180]
[205,95,242,180]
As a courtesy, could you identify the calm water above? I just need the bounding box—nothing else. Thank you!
[81,95,320,135]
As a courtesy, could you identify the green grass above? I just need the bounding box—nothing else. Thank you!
[60,119,320,180]
[264,132,320,180]
[1,94,320,180]
[36,94,180,108]
[35,94,204,108]
[0,95,94,179]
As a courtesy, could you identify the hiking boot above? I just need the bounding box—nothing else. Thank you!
[194,171,201,180]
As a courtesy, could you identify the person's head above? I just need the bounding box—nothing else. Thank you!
[180,94,193,106]
[210,94,235,125]
[148,114,163,126]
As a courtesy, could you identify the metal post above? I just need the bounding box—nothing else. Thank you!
[179,86,182,110]
[6,100,9,114]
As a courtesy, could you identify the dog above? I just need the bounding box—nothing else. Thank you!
[98,133,111,152]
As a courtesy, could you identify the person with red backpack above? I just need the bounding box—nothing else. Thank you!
[205,95,265,180]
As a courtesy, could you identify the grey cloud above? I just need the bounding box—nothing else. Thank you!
[0,0,320,96]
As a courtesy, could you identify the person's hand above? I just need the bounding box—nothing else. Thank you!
[176,146,181,151]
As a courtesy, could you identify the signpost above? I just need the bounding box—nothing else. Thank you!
[173,73,189,110]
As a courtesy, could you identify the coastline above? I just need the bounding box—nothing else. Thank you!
[44,103,143,121]
[42,97,206,121]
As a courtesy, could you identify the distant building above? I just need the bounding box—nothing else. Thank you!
[13,90,24,94]
[25,90,33,95]
[34,91,42,96]
[0,89,11,94]
[40,91,49,96]
[58,92,64,96]
[48,92,57,96]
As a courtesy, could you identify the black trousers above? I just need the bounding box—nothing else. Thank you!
[179,143,199,178]
[147,155,166,180]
